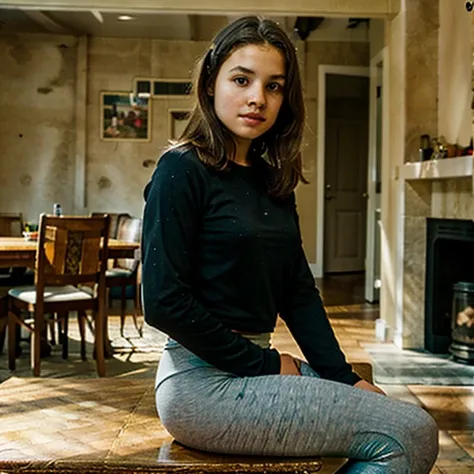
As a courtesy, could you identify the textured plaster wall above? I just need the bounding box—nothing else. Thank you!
[0,32,368,266]
[0,34,77,222]
[86,38,204,217]
[87,37,369,261]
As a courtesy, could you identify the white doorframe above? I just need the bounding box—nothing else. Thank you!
[365,49,385,301]
[315,65,370,278]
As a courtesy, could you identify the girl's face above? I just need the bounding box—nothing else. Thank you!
[211,43,286,151]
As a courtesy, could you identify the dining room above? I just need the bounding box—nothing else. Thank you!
[0,2,473,473]
[0,7,368,377]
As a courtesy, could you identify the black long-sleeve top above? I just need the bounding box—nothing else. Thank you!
[142,146,361,385]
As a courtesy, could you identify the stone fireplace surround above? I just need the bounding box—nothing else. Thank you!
[424,217,474,354]
[396,156,474,351]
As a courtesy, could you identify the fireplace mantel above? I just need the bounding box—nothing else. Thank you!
[396,155,474,350]
[399,155,473,184]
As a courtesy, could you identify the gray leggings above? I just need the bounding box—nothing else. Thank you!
[155,341,439,473]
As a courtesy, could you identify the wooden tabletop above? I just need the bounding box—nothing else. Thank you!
[0,377,334,473]
[0,237,139,268]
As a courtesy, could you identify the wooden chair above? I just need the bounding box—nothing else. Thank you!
[106,215,142,337]
[0,213,23,281]
[91,212,130,239]
[0,212,23,237]
[0,213,33,351]
[0,212,34,286]
[7,214,110,377]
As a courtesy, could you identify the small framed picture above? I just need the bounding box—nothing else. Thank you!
[168,109,191,140]
[101,92,151,141]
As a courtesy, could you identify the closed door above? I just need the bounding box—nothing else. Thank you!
[324,98,369,273]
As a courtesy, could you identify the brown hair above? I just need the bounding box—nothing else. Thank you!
[173,15,307,198]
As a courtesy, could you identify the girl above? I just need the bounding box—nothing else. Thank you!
[142,16,438,473]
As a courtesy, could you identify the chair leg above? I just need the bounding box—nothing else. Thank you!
[133,284,142,337]
[120,284,126,337]
[85,312,95,335]
[8,310,17,371]
[78,310,86,361]
[93,309,106,377]
[138,283,143,314]
[100,288,113,359]
[0,319,5,355]
[31,314,42,377]
[58,312,68,360]
[49,316,56,346]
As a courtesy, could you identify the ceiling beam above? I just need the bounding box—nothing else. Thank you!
[22,10,69,33]
[187,14,198,41]
[90,9,103,23]
[0,0,399,19]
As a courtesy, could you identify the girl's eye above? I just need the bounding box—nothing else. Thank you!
[267,82,283,92]
[234,77,248,86]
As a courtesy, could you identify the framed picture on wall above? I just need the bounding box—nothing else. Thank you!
[168,109,191,140]
[100,92,151,141]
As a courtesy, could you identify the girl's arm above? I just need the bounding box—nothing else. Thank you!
[142,148,281,377]
[279,194,361,385]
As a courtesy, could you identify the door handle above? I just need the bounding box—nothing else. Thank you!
[362,193,369,198]
[325,195,336,201]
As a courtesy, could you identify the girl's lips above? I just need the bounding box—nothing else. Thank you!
[240,115,265,126]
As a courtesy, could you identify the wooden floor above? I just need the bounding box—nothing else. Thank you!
[1,273,473,473]
[275,274,474,474]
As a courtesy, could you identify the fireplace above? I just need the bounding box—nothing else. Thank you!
[425,218,474,354]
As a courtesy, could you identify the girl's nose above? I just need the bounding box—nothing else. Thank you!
[247,84,266,108]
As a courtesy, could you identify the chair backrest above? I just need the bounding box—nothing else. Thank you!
[0,213,23,237]
[91,212,130,239]
[35,215,110,298]
[115,215,142,271]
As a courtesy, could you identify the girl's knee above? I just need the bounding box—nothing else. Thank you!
[405,406,439,472]
[417,409,439,462]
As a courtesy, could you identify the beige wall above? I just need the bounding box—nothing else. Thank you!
[0,34,77,222]
[0,33,368,261]
[86,37,204,217]
[438,0,471,147]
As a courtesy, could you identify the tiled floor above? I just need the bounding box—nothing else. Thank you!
[366,344,474,385]
[0,275,473,473]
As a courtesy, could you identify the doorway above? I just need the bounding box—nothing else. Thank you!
[323,73,369,274]
[316,65,382,300]
[316,64,385,305]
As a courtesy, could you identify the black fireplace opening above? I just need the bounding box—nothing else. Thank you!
[425,218,474,354]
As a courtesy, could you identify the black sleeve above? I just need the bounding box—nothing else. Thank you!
[279,194,361,386]
[141,148,281,377]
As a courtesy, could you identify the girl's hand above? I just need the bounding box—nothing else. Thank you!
[279,353,301,375]
[354,379,386,395]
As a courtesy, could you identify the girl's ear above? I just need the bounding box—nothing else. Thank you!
[206,77,214,96]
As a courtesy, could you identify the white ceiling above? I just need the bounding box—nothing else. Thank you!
[0,9,369,42]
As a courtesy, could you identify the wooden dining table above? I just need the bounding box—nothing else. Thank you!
[0,237,139,269]
[0,237,141,359]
